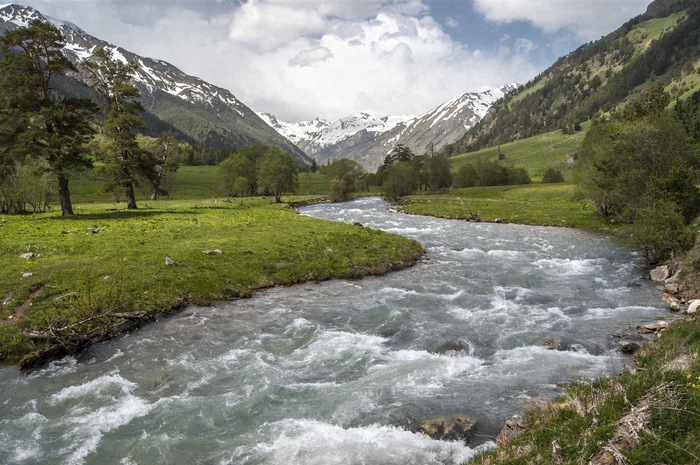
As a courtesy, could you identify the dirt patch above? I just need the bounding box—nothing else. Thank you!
[0,285,44,328]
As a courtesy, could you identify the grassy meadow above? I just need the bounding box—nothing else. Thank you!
[0,188,420,364]
[450,123,590,182]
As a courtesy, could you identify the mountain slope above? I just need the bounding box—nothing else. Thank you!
[260,86,515,171]
[0,4,311,165]
[453,0,700,154]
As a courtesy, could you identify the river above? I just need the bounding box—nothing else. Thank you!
[0,197,667,464]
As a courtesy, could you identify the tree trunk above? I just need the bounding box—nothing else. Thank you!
[150,165,164,200]
[57,174,74,216]
[125,182,138,209]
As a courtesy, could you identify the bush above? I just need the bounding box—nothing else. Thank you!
[543,168,565,183]
[627,197,695,263]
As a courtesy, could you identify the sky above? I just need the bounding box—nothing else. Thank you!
[24,0,652,122]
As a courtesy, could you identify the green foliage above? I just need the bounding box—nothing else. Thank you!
[0,20,97,216]
[627,195,695,263]
[325,158,365,201]
[0,159,53,214]
[257,147,299,202]
[218,151,255,196]
[381,161,418,201]
[83,48,156,209]
[574,101,697,217]
[543,168,565,183]
[451,158,531,188]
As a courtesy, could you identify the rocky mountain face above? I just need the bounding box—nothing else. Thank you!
[0,4,311,165]
[259,86,516,171]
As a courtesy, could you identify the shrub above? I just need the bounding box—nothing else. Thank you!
[543,168,565,183]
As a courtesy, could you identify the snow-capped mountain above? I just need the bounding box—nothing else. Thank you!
[0,4,310,164]
[258,85,517,171]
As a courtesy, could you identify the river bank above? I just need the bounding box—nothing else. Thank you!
[387,193,700,463]
[0,197,423,367]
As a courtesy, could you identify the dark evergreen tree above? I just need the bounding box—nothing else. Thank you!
[83,48,156,209]
[0,20,97,215]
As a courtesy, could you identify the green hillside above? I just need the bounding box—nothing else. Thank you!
[453,0,700,154]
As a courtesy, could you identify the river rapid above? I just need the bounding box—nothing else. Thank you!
[0,197,667,464]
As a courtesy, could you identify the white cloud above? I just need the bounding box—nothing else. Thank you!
[25,0,543,122]
[445,16,458,28]
[473,0,650,41]
[289,46,333,67]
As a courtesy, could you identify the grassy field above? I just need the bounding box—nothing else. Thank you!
[0,196,422,364]
[398,183,620,233]
[450,123,590,181]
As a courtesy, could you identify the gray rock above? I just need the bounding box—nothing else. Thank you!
[19,253,34,260]
[165,257,175,266]
[619,340,640,353]
[349,220,363,226]
[650,265,670,282]
[418,415,476,441]
[496,415,526,446]
[688,300,700,314]
[669,301,681,312]
[665,283,680,294]
[22,272,33,278]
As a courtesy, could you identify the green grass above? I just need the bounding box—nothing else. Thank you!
[450,123,590,181]
[0,197,422,364]
[399,182,619,232]
[469,318,700,465]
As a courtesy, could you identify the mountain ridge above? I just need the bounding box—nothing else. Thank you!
[259,85,517,171]
[0,4,311,164]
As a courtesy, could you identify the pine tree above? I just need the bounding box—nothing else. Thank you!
[0,20,97,215]
[83,48,156,209]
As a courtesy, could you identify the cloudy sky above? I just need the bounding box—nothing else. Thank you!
[26,0,651,122]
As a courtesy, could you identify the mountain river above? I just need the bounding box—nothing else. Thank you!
[0,197,668,464]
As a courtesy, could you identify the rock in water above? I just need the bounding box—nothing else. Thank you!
[418,415,476,441]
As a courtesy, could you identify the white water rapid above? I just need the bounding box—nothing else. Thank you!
[0,197,667,464]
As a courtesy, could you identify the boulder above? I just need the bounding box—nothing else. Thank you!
[431,338,471,356]
[650,265,670,282]
[619,340,641,353]
[349,220,363,227]
[496,415,527,446]
[665,283,680,294]
[543,337,561,350]
[165,257,175,266]
[669,301,681,312]
[636,322,669,334]
[19,252,34,260]
[418,415,476,441]
[688,300,700,315]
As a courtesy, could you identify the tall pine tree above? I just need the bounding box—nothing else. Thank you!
[0,20,96,215]
[83,48,156,209]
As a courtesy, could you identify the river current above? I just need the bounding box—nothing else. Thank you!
[0,197,667,464]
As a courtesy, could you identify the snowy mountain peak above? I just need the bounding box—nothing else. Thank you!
[258,85,519,169]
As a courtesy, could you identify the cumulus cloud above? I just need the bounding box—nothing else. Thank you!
[473,0,650,41]
[289,47,333,67]
[445,16,458,28]
[32,0,622,123]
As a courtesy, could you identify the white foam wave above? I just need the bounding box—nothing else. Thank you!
[228,418,482,465]
[50,373,136,405]
[534,258,607,275]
